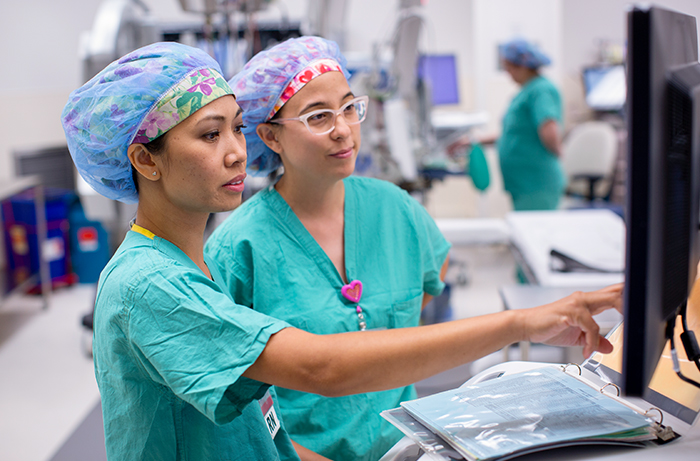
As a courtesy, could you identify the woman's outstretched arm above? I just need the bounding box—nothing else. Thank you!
[244,284,623,397]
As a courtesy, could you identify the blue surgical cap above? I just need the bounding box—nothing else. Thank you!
[228,36,351,176]
[61,42,233,203]
[501,39,551,69]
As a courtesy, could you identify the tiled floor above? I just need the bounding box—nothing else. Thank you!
[0,284,100,461]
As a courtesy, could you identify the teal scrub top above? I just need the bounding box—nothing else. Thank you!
[93,229,299,461]
[205,176,452,461]
[498,75,566,210]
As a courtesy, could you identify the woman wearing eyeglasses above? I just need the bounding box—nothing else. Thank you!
[205,36,451,460]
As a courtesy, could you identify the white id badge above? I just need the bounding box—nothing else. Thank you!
[259,389,280,439]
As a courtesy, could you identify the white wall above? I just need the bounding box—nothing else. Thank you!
[472,0,562,133]
[563,0,700,77]
[0,0,101,178]
[0,0,203,181]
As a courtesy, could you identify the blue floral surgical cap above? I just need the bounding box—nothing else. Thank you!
[61,42,234,203]
[501,39,551,69]
[228,36,351,176]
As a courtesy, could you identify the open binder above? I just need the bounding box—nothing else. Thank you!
[382,365,678,461]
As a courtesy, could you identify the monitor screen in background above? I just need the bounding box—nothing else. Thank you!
[582,65,626,111]
[417,54,460,106]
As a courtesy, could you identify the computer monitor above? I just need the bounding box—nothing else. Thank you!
[417,54,460,106]
[582,64,626,112]
[622,5,700,397]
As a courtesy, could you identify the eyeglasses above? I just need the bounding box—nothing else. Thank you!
[269,95,369,135]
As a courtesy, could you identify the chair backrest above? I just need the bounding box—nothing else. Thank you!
[561,121,618,179]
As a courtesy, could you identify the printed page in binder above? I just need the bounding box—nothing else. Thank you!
[395,367,657,461]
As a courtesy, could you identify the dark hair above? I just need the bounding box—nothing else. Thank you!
[131,133,168,193]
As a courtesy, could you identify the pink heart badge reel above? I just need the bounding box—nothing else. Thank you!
[341,280,367,331]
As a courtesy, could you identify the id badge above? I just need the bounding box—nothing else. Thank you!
[259,389,280,439]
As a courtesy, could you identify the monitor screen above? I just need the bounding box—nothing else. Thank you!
[622,5,700,397]
[417,54,460,106]
[582,65,626,112]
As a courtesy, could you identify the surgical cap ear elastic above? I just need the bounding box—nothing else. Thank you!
[501,39,551,69]
[228,36,351,177]
[61,42,234,203]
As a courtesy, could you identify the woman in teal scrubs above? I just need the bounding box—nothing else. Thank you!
[205,36,450,460]
[63,42,299,460]
[498,38,566,210]
[62,41,622,461]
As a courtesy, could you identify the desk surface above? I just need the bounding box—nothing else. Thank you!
[507,209,625,287]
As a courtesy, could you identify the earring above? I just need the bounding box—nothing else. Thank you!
[152,171,157,176]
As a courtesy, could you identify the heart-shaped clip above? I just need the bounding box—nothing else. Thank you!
[341,280,363,303]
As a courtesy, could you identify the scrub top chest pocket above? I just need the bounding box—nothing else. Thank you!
[344,289,423,331]
[390,292,424,329]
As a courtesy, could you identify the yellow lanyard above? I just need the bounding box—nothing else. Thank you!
[130,223,156,240]
[131,222,213,280]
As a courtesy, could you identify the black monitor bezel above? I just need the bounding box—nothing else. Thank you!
[622,5,700,397]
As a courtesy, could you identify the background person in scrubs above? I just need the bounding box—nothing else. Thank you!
[63,41,624,461]
[450,38,566,211]
[205,36,451,461]
[498,38,566,211]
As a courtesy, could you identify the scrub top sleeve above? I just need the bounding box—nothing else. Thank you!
[403,192,452,297]
[126,267,290,425]
[530,85,561,127]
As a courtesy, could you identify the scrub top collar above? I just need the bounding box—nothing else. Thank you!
[266,179,359,289]
[128,223,218,282]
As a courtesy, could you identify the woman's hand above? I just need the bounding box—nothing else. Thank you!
[248,284,624,396]
[538,119,562,156]
[446,133,499,156]
[520,283,623,358]
[446,136,472,156]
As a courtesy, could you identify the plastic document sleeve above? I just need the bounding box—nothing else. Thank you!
[382,366,674,461]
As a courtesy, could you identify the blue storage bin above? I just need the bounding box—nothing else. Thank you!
[1,188,75,292]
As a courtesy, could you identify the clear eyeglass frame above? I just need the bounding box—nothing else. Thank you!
[269,95,369,135]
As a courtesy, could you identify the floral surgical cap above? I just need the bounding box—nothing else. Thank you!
[228,36,351,176]
[501,39,551,69]
[61,42,234,203]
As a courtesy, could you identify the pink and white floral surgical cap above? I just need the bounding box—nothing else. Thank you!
[228,36,351,176]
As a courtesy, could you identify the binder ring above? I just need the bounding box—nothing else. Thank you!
[560,363,582,375]
[644,407,663,425]
[600,382,621,396]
